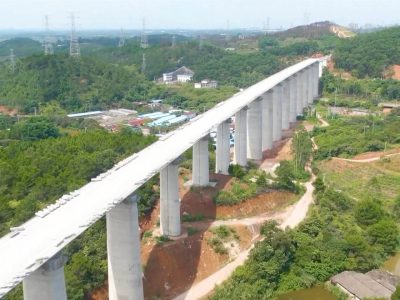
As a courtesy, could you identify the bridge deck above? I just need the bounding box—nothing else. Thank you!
[0,58,317,297]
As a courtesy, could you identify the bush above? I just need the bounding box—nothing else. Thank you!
[228,164,246,179]
[354,199,385,226]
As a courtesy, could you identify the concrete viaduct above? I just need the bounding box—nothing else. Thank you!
[0,58,322,300]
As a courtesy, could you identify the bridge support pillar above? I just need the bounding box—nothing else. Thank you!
[107,194,144,300]
[234,107,247,167]
[262,90,274,151]
[308,66,314,104]
[273,84,283,141]
[313,62,320,99]
[296,71,304,115]
[216,120,231,175]
[160,158,181,237]
[192,136,210,186]
[23,253,67,300]
[282,80,290,130]
[289,75,297,123]
[247,99,262,161]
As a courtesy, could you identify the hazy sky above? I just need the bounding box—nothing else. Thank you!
[0,0,399,30]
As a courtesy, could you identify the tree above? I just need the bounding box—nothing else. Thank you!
[10,117,60,140]
[354,199,385,226]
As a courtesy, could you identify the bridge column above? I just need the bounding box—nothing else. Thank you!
[192,136,210,186]
[247,99,262,161]
[313,62,320,99]
[234,107,247,167]
[262,90,274,151]
[296,70,304,115]
[23,253,67,300]
[308,66,314,104]
[216,120,231,175]
[273,84,283,141]
[107,194,144,300]
[282,80,290,130]
[289,75,297,123]
[160,158,181,236]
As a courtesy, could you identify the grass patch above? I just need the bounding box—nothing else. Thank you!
[182,213,206,222]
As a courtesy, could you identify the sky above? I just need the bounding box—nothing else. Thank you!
[0,0,399,30]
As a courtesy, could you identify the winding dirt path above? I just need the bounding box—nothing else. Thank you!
[174,171,316,300]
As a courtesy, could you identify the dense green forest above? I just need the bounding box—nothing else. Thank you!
[334,26,400,78]
[94,41,283,86]
[0,54,151,113]
[0,38,43,59]
[1,124,158,300]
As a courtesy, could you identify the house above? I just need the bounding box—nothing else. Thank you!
[331,270,400,300]
[163,66,194,83]
[194,79,218,89]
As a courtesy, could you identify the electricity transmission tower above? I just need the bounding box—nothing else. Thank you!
[172,35,176,48]
[141,53,146,73]
[118,28,126,48]
[9,49,16,73]
[69,13,81,58]
[43,15,54,55]
[198,35,204,50]
[140,18,149,49]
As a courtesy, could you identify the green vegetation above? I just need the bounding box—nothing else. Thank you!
[313,112,400,159]
[0,127,158,300]
[0,54,149,113]
[182,213,206,222]
[208,225,239,255]
[321,70,400,102]
[334,26,400,78]
[0,38,43,59]
[214,165,268,206]
[211,178,399,299]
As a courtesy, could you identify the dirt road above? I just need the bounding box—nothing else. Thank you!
[174,171,316,300]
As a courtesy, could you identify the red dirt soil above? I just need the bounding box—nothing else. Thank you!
[351,148,400,160]
[0,105,17,116]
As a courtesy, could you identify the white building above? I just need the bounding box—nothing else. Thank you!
[162,66,194,83]
[194,79,218,89]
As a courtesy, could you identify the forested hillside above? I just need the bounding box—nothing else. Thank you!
[0,38,43,59]
[334,26,400,78]
[0,54,149,112]
[93,41,283,87]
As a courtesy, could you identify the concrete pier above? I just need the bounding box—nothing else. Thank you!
[308,66,314,104]
[216,120,231,175]
[313,63,319,98]
[192,136,210,186]
[282,80,290,130]
[261,90,274,150]
[234,107,247,167]
[296,71,304,115]
[289,75,297,123]
[107,195,144,300]
[160,159,181,236]
[273,84,283,141]
[23,254,67,300]
[247,99,263,161]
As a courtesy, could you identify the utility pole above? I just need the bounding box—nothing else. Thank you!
[69,13,81,58]
[44,15,54,55]
[118,28,126,48]
[141,53,146,73]
[140,17,149,49]
[9,49,16,73]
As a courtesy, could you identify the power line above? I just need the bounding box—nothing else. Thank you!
[69,13,81,58]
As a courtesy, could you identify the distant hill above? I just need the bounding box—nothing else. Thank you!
[0,38,43,60]
[274,21,355,39]
[334,26,400,78]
